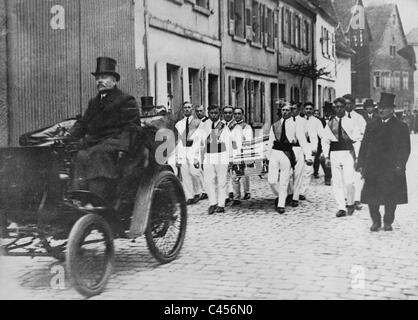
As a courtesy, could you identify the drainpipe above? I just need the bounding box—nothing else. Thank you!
[219,0,224,108]
[143,0,151,96]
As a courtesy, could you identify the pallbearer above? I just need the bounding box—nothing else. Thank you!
[232,107,253,203]
[200,105,233,214]
[322,98,361,217]
[267,104,299,214]
[175,102,202,205]
[194,105,208,200]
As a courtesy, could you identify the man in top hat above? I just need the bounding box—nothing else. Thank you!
[199,105,233,214]
[313,102,333,185]
[175,102,203,205]
[70,57,141,203]
[357,93,410,232]
[322,98,362,218]
[343,94,367,211]
[363,99,379,124]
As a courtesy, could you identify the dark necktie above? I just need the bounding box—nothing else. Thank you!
[212,121,216,130]
[186,117,190,139]
[348,112,351,119]
[292,116,296,122]
[280,119,287,143]
[338,117,343,141]
[307,116,310,121]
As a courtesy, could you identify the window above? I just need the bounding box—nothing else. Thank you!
[381,71,390,89]
[321,27,326,54]
[234,0,245,38]
[252,1,260,43]
[373,72,381,88]
[166,64,181,113]
[188,68,200,104]
[287,9,291,44]
[326,30,330,56]
[208,74,219,106]
[332,33,335,57]
[394,71,400,90]
[390,45,396,57]
[295,15,301,48]
[402,71,409,90]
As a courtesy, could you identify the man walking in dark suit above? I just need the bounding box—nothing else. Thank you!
[357,93,411,232]
[362,98,379,124]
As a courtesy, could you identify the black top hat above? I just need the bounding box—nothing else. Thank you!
[363,98,374,108]
[379,92,396,109]
[91,57,120,82]
[141,96,155,111]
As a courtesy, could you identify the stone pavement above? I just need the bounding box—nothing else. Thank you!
[1,136,418,300]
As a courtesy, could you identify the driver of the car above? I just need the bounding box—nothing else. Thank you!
[69,57,140,205]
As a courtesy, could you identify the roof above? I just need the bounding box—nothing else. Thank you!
[310,0,338,25]
[365,3,395,52]
[335,26,356,57]
[407,28,418,45]
[332,0,358,32]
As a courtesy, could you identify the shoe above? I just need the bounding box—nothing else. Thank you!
[299,195,306,201]
[346,205,355,216]
[243,193,251,200]
[354,201,362,211]
[208,205,217,215]
[325,179,331,186]
[228,192,234,200]
[313,174,319,179]
[336,210,347,218]
[186,199,195,205]
[193,194,200,203]
[276,207,285,214]
[274,197,279,207]
[286,194,293,205]
[215,206,225,213]
[199,193,208,200]
[225,198,231,205]
[232,200,241,206]
[370,223,381,232]
[383,224,393,231]
[291,200,299,207]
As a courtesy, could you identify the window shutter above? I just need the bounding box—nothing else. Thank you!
[263,5,268,47]
[245,0,252,40]
[281,8,285,43]
[229,76,236,106]
[228,0,235,36]
[273,10,278,49]
[250,80,255,123]
[260,82,265,123]
[155,62,168,108]
[292,13,296,46]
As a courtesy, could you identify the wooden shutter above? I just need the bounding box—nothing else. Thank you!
[260,82,265,123]
[281,8,285,43]
[229,0,235,36]
[263,5,268,47]
[274,9,278,49]
[245,0,252,40]
[252,2,258,42]
[229,76,236,107]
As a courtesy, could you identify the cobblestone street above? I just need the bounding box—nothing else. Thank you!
[1,135,418,300]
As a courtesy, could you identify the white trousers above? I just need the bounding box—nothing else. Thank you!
[288,147,305,201]
[232,175,250,199]
[354,171,364,202]
[181,160,202,200]
[330,151,355,211]
[268,150,292,208]
[197,167,205,194]
[204,163,228,207]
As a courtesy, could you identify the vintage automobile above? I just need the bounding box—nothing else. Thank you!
[0,118,187,297]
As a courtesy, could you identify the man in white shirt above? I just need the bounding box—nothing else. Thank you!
[222,106,243,204]
[322,98,362,217]
[175,102,202,205]
[231,107,253,204]
[267,104,299,214]
[200,105,233,214]
[194,105,208,200]
[287,103,312,207]
[343,94,367,211]
[300,102,323,199]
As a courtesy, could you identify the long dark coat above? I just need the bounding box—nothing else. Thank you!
[358,116,410,205]
[70,87,140,180]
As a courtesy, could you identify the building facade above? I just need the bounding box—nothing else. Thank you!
[407,28,418,109]
[277,0,315,122]
[138,0,221,121]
